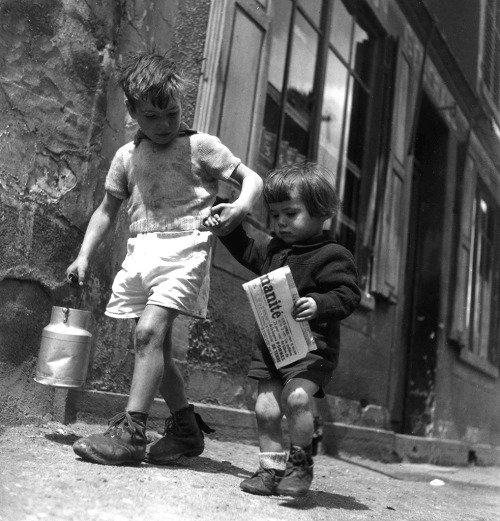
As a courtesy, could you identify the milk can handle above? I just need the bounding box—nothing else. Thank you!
[67,273,84,310]
[63,307,70,323]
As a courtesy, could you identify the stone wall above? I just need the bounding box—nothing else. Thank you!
[0,0,229,425]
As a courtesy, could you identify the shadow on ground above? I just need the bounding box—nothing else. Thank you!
[279,490,369,511]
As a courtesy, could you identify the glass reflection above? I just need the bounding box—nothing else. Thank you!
[268,0,292,93]
[287,11,318,119]
[318,50,348,177]
[330,0,352,62]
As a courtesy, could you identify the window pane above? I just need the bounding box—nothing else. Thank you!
[330,0,352,62]
[259,0,293,169]
[343,166,360,221]
[471,195,494,359]
[318,50,349,177]
[346,80,369,169]
[298,0,322,27]
[260,92,281,167]
[287,11,318,119]
[337,221,356,254]
[268,0,293,93]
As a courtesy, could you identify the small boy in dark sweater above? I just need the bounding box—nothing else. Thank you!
[205,162,361,496]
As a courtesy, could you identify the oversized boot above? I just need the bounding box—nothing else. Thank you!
[146,404,215,464]
[275,445,314,497]
[73,411,147,466]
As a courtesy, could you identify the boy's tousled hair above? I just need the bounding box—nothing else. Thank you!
[264,162,340,218]
[119,51,189,110]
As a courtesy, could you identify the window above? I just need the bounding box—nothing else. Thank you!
[257,0,382,258]
[320,1,374,254]
[258,0,322,172]
[467,184,500,366]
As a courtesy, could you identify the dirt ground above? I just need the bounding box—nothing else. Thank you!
[1,421,499,521]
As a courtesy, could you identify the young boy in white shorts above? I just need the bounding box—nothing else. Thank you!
[66,51,263,466]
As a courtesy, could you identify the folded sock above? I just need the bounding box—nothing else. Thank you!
[127,411,148,426]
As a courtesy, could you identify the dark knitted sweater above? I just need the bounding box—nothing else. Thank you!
[219,226,361,368]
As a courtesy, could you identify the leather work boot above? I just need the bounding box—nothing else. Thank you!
[73,411,147,465]
[240,467,284,496]
[275,446,314,497]
[146,404,215,464]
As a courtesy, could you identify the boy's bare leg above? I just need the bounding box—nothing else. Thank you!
[276,377,318,496]
[126,305,178,413]
[71,303,178,466]
[146,309,213,464]
[255,379,284,452]
[240,379,286,495]
[158,327,188,413]
[281,378,318,446]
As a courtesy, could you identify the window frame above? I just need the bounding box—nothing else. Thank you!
[450,158,500,378]
[257,0,390,287]
[464,179,500,372]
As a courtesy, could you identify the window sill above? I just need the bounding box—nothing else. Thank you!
[459,349,499,379]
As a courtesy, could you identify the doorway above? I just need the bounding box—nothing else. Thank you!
[402,94,449,436]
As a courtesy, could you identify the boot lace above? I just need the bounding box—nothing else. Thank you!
[162,415,179,436]
[104,411,143,440]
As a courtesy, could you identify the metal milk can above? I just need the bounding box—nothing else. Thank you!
[35,306,92,388]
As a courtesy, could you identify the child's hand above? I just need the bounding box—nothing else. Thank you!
[292,297,318,321]
[208,202,246,236]
[65,257,89,287]
[203,214,221,229]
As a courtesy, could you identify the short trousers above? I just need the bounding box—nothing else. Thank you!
[247,342,337,399]
[105,230,213,320]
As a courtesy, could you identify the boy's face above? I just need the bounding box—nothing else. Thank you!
[268,195,326,244]
[127,97,182,145]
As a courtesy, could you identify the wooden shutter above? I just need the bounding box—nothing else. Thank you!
[371,52,411,301]
[357,36,398,285]
[371,166,405,301]
[449,154,476,347]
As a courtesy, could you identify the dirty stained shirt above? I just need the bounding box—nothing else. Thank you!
[104,132,241,236]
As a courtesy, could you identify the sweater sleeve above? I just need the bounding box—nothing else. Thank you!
[307,246,361,322]
[104,146,129,200]
[195,134,242,181]
[218,224,269,275]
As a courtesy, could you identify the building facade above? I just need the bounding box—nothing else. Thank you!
[198,0,500,448]
[1,0,499,453]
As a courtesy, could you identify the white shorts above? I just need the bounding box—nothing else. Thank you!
[105,230,213,320]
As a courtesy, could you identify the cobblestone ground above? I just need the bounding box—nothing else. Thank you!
[1,422,499,521]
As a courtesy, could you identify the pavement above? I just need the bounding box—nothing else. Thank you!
[1,420,499,521]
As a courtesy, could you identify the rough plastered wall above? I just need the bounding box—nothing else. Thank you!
[0,0,119,424]
[0,0,222,425]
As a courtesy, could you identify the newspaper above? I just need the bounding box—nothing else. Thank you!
[242,266,317,368]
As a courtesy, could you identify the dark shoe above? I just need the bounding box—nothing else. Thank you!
[240,467,284,496]
[73,411,147,465]
[276,446,314,497]
[146,404,215,464]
